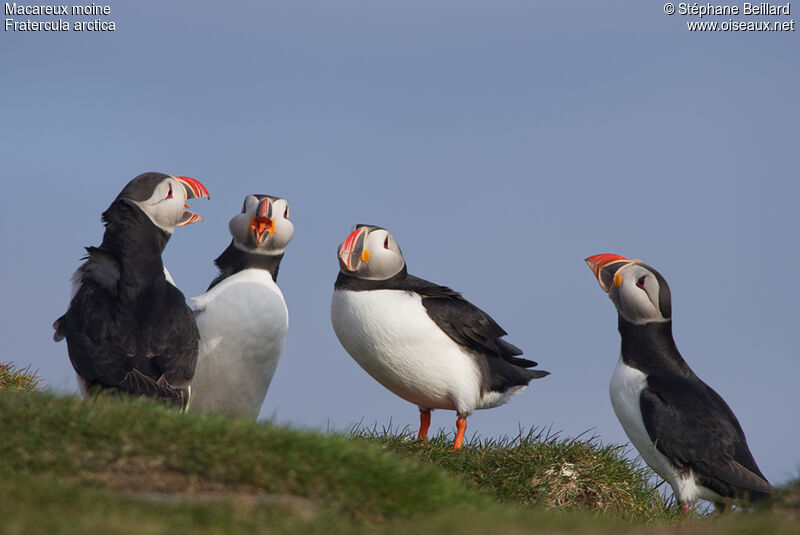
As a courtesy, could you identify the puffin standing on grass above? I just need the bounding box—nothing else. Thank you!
[331,225,549,450]
[53,172,210,409]
[585,253,773,513]
[189,194,294,418]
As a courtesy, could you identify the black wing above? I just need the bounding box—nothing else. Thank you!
[640,375,773,501]
[55,248,143,382]
[54,248,196,406]
[407,275,549,392]
[145,282,199,389]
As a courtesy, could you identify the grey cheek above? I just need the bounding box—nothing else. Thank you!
[613,292,629,318]
[646,284,660,313]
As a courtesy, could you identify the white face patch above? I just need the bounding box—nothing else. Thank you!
[229,195,294,255]
[610,264,667,324]
[342,228,405,280]
[131,177,188,234]
[364,229,405,279]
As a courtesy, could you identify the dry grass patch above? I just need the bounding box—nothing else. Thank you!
[0,362,40,391]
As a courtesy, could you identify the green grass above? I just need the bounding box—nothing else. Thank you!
[0,390,484,521]
[351,424,676,522]
[0,388,797,534]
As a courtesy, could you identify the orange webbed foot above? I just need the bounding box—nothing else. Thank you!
[417,410,431,442]
[452,417,467,451]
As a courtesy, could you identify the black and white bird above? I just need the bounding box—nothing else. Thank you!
[331,225,549,450]
[585,253,773,513]
[189,194,294,418]
[53,172,210,408]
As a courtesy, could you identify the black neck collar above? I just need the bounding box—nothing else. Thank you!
[334,266,410,291]
[617,316,692,377]
[99,199,170,278]
[207,241,284,290]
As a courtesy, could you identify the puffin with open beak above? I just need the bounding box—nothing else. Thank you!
[189,194,294,417]
[331,224,549,451]
[53,172,210,409]
[585,254,773,513]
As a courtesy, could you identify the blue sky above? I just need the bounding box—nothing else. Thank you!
[2,2,798,486]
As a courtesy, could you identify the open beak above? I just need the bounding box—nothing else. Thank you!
[585,253,634,292]
[338,227,368,271]
[249,198,274,246]
[174,176,210,227]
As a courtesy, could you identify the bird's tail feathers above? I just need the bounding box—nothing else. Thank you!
[710,459,775,502]
[524,369,551,380]
[86,370,188,409]
[52,316,66,342]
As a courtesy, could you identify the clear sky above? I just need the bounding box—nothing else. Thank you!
[2,1,798,487]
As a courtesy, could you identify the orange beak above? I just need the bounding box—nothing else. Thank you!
[247,198,275,246]
[174,176,210,227]
[174,176,210,200]
[338,227,367,271]
[250,217,274,246]
[585,253,632,292]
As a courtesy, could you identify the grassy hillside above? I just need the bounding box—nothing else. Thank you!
[0,389,797,534]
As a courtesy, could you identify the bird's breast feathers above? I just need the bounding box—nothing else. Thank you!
[609,357,723,504]
[189,269,288,411]
[610,357,681,481]
[192,269,288,357]
[331,288,482,410]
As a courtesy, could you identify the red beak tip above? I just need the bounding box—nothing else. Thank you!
[585,253,632,282]
[586,253,630,266]
[338,227,366,270]
[174,176,210,199]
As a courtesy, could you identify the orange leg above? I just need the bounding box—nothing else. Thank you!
[452,417,467,451]
[417,410,431,442]
[680,503,690,517]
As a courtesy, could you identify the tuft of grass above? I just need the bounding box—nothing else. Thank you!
[351,424,679,522]
[769,477,800,521]
[0,362,40,391]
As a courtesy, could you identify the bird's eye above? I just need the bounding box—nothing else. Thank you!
[284,206,289,219]
[166,184,173,199]
[636,275,647,289]
[383,236,389,249]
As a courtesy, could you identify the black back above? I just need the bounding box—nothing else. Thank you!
[207,241,284,290]
[618,318,773,501]
[53,197,199,407]
[335,269,549,394]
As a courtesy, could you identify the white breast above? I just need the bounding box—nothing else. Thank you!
[609,357,722,504]
[331,289,483,415]
[189,269,288,418]
[610,358,680,479]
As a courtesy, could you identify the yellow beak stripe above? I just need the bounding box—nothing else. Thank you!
[613,260,642,288]
[361,249,370,262]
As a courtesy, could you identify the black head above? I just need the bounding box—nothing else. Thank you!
[112,172,210,234]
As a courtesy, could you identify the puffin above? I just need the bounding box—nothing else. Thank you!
[53,172,210,409]
[585,253,773,513]
[189,194,294,418]
[331,224,549,450]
